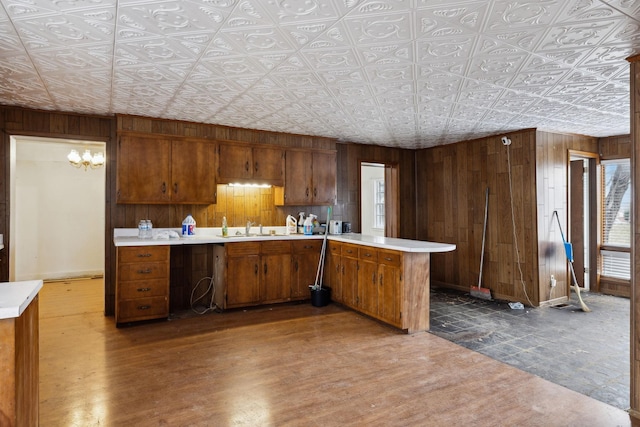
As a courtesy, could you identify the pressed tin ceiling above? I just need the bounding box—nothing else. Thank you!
[0,0,638,148]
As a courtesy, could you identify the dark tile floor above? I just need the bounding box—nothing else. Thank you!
[429,287,630,410]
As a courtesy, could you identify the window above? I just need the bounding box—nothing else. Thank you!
[373,179,385,229]
[601,159,631,280]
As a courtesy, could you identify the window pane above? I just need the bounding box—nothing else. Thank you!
[601,250,630,280]
[602,160,631,247]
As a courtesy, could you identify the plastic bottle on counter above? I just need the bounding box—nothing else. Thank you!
[303,214,316,235]
[286,215,297,235]
[145,219,153,239]
[138,220,146,239]
[222,216,228,237]
[182,214,196,237]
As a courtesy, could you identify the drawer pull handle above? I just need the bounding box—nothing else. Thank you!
[303,245,312,249]
[384,257,392,261]
[137,253,152,258]
[346,250,353,254]
[365,253,372,257]
[137,287,151,292]
[137,305,151,310]
[137,269,152,274]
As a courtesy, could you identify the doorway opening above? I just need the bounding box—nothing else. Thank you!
[360,161,399,237]
[568,151,598,291]
[9,136,106,286]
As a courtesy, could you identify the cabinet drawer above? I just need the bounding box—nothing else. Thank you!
[118,261,169,281]
[328,241,341,255]
[378,249,401,267]
[118,246,169,263]
[226,242,261,256]
[359,247,378,262]
[341,244,359,259]
[291,240,322,253]
[117,296,168,322]
[261,240,291,254]
[118,278,168,299]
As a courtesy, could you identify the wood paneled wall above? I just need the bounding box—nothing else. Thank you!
[599,134,631,160]
[416,129,598,306]
[334,142,416,239]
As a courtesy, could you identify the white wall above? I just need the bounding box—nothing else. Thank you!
[361,163,385,237]
[13,138,105,281]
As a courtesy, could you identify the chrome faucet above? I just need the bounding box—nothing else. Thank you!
[259,224,263,235]
[246,221,254,236]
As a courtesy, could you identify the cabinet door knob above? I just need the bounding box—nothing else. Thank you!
[305,187,309,198]
[245,161,250,172]
[137,269,152,274]
[254,161,259,172]
[174,183,178,194]
[264,263,268,275]
[137,305,151,310]
[137,253,152,258]
[255,264,258,275]
[137,287,151,292]
[161,182,166,193]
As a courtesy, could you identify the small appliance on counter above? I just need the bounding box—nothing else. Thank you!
[342,222,352,233]
[329,220,342,235]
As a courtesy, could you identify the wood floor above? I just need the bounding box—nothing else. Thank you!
[38,279,630,426]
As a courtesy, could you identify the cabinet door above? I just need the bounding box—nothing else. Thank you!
[325,242,342,303]
[226,254,260,307]
[217,143,252,182]
[341,256,359,309]
[117,135,171,203]
[171,139,216,204]
[261,241,291,304]
[291,241,322,299]
[358,259,378,316]
[284,150,313,205]
[378,250,402,326]
[253,146,284,186]
[312,151,337,205]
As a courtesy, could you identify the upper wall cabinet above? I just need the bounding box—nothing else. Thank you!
[216,142,284,186]
[275,149,337,206]
[117,133,216,204]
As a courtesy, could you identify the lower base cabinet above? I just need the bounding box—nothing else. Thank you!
[326,241,429,333]
[116,246,170,325]
[217,239,322,309]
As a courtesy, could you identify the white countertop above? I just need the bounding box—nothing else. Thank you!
[114,228,456,253]
[0,280,43,319]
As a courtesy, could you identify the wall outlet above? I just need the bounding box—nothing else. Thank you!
[550,275,556,287]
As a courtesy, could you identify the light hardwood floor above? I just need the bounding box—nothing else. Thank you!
[38,279,630,426]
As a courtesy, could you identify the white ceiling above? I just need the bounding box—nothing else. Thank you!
[0,0,638,149]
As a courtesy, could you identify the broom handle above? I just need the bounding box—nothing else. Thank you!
[478,188,489,289]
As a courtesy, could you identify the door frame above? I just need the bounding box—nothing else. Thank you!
[358,160,400,238]
[568,150,599,292]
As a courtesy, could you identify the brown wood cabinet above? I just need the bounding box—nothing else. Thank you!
[0,294,39,426]
[217,142,284,186]
[326,241,429,332]
[116,246,170,324]
[261,241,292,304]
[117,133,216,204]
[291,240,322,300]
[225,242,261,308]
[275,149,337,206]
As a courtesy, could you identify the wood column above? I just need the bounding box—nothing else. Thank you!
[629,53,640,426]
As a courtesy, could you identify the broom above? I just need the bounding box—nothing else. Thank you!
[552,211,591,312]
[470,187,492,300]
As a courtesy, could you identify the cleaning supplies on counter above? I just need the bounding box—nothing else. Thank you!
[303,214,316,235]
[182,214,196,237]
[222,216,228,237]
[298,212,305,234]
[286,215,297,235]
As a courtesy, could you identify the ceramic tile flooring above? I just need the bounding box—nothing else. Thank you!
[429,287,630,410]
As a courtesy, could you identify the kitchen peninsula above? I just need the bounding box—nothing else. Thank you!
[0,280,42,426]
[114,228,455,333]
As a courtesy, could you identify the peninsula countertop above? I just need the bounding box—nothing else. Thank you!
[114,228,456,254]
[0,280,43,319]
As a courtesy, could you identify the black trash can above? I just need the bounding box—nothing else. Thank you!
[310,287,331,307]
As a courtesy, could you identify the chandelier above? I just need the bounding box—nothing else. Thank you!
[67,149,105,171]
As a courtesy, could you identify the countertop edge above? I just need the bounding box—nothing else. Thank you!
[0,280,44,320]
[113,228,456,253]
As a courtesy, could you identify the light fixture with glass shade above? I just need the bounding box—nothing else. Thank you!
[68,149,105,171]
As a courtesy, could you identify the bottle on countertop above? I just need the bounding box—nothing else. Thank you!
[145,219,153,239]
[138,220,146,239]
[182,214,196,237]
[303,214,316,235]
[222,216,228,237]
[286,215,297,235]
